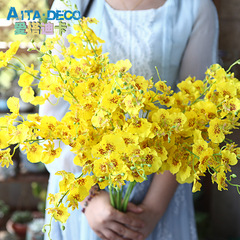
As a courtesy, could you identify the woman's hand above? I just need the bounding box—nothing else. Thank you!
[127,203,161,239]
[82,190,145,240]
[127,171,179,239]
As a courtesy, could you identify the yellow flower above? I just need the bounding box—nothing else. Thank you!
[125,144,143,162]
[67,186,88,210]
[150,108,169,126]
[4,41,21,63]
[182,111,198,136]
[91,109,109,128]
[216,81,236,99]
[47,193,62,205]
[93,157,110,177]
[55,170,75,193]
[108,152,126,174]
[142,148,162,175]
[193,101,217,121]
[42,141,62,164]
[169,112,187,132]
[115,59,132,73]
[155,80,171,93]
[47,203,70,223]
[0,131,11,149]
[167,146,182,174]
[123,95,144,116]
[192,130,208,156]
[18,64,38,87]
[38,116,59,140]
[198,148,214,172]
[73,152,93,170]
[221,97,240,117]
[192,178,202,192]
[121,132,139,145]
[208,118,225,143]
[214,170,228,191]
[176,164,192,184]
[7,97,20,114]
[221,149,237,166]
[30,94,50,106]
[156,94,174,108]
[193,80,205,94]
[9,123,30,144]
[101,86,122,112]
[127,118,152,141]
[40,36,60,52]
[92,134,126,158]
[172,91,189,109]
[177,76,199,101]
[23,142,44,163]
[126,170,146,183]
[133,76,149,92]
[154,143,168,161]
[20,87,35,103]
[7,41,21,55]
[0,148,13,168]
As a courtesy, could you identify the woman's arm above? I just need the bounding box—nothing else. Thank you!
[179,0,219,80]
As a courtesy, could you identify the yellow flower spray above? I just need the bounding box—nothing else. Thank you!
[1,16,240,238]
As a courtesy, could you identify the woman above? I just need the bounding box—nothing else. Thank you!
[40,0,219,239]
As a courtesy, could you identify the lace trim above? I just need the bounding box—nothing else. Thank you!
[104,4,155,79]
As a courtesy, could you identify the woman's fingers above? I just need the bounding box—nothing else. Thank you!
[111,208,144,229]
[127,202,143,213]
[107,221,144,240]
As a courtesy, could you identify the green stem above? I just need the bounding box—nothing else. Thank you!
[116,188,120,210]
[7,63,40,80]
[226,179,240,195]
[227,59,240,73]
[109,184,116,208]
[121,181,136,212]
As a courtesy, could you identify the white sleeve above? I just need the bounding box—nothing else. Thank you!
[179,0,219,81]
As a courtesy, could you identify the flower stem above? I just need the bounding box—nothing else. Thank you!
[121,181,136,212]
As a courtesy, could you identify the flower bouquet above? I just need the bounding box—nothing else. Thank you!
[1,17,240,238]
